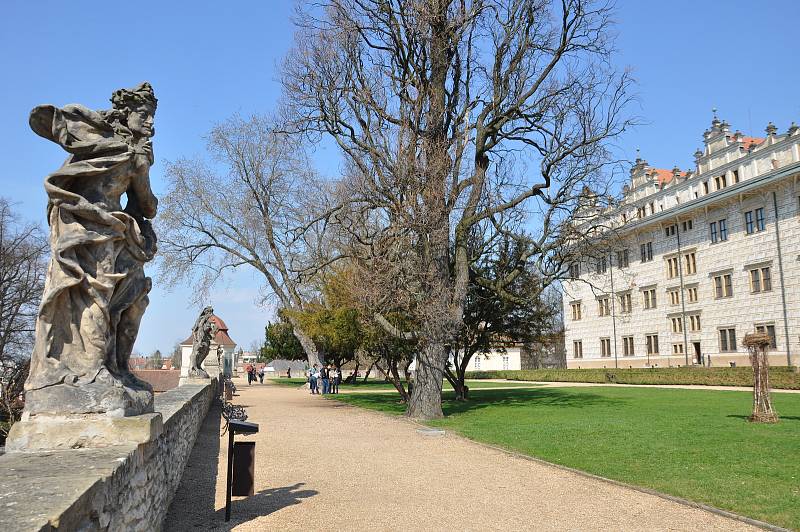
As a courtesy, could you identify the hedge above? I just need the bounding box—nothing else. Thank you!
[464,367,800,389]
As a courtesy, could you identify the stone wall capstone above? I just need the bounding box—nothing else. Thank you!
[0,380,217,531]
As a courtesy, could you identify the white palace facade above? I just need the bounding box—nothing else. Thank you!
[562,116,800,369]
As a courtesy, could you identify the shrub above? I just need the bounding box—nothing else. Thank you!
[464,367,800,389]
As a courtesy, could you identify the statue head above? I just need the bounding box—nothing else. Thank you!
[109,82,157,139]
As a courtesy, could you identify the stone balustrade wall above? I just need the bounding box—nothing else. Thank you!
[0,380,217,531]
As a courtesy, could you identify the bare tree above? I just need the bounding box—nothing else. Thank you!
[283,0,634,418]
[158,115,338,367]
[170,342,182,369]
[0,198,47,440]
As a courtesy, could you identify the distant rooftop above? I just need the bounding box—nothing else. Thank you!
[180,314,237,346]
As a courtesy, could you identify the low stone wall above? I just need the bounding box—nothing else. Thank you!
[0,380,217,531]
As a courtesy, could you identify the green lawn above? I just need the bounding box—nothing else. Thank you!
[330,386,800,529]
[269,378,539,391]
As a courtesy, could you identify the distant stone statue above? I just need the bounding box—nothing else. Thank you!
[22,82,159,418]
[188,306,218,378]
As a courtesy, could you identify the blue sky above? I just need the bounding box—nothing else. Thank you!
[1,0,799,356]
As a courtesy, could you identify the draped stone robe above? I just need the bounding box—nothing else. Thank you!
[24,104,157,417]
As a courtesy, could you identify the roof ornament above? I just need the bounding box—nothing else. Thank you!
[765,122,777,137]
[711,107,721,129]
[789,122,799,135]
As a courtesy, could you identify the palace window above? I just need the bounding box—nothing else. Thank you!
[666,257,679,279]
[687,286,698,303]
[749,267,772,293]
[745,207,765,234]
[689,314,701,332]
[474,356,481,369]
[600,338,611,357]
[502,356,509,370]
[710,218,728,243]
[645,334,659,355]
[598,297,611,317]
[733,170,739,183]
[622,336,635,356]
[672,343,685,355]
[640,241,653,262]
[684,252,697,275]
[682,220,693,232]
[616,249,630,268]
[713,273,733,299]
[619,292,633,313]
[703,181,709,194]
[573,340,583,359]
[714,175,727,190]
[595,257,607,274]
[665,224,677,237]
[570,301,582,321]
[670,317,683,333]
[719,328,737,352]
[618,292,632,313]
[642,288,657,309]
[668,288,680,306]
[754,324,777,349]
[569,263,580,278]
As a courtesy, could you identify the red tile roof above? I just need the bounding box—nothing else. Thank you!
[738,136,764,151]
[133,369,180,392]
[652,168,685,186]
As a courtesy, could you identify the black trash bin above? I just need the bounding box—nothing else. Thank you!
[232,441,255,496]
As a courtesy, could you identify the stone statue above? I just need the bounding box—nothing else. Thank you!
[22,82,158,418]
[188,306,218,378]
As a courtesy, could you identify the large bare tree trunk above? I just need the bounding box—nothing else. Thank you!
[744,333,779,423]
[407,342,446,418]
[287,314,322,368]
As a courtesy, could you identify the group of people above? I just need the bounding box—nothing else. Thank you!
[244,363,265,385]
[307,364,342,395]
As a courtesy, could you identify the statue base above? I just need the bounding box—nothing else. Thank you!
[178,375,210,387]
[5,412,163,452]
[23,368,154,418]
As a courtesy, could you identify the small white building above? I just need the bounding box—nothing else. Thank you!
[179,314,237,379]
[235,351,259,374]
[407,346,524,374]
[467,346,523,371]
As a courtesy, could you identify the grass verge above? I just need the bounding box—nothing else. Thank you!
[330,386,800,530]
[466,367,800,389]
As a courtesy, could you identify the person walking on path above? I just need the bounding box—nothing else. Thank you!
[245,363,254,385]
[258,366,265,384]
[308,364,319,394]
[320,364,331,394]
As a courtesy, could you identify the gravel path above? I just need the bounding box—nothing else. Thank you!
[165,378,759,531]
